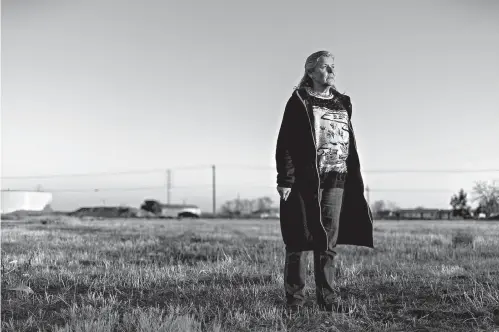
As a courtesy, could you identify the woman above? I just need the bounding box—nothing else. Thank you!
[275,50,374,311]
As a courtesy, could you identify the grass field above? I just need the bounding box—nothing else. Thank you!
[1,216,499,332]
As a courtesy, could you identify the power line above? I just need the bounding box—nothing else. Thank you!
[2,165,498,180]
[368,189,455,193]
[1,169,165,180]
[1,165,212,179]
[3,184,220,193]
[207,164,499,173]
[216,164,276,170]
[33,186,165,193]
[4,185,464,193]
[363,169,499,174]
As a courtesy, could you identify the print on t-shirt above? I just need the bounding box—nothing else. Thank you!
[312,106,350,174]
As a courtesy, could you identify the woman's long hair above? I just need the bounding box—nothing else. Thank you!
[295,50,337,91]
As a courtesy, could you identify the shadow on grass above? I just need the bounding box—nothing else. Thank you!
[408,308,488,321]
[2,233,280,275]
[3,224,115,237]
[1,298,68,328]
[196,273,274,286]
[3,273,497,332]
[111,233,279,266]
[0,242,19,253]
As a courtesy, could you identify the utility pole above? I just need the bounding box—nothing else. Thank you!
[166,169,171,205]
[212,165,216,217]
[365,185,370,206]
[236,192,241,215]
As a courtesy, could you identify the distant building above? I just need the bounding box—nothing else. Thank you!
[400,209,452,220]
[252,207,280,219]
[69,206,141,219]
[384,208,453,220]
[373,208,456,220]
[1,190,53,215]
[374,209,395,219]
[159,204,201,218]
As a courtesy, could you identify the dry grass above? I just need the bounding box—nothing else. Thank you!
[1,216,499,331]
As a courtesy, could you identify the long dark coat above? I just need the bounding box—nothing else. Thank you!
[275,88,374,251]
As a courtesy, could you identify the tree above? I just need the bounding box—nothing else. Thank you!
[255,196,274,212]
[450,188,471,218]
[220,198,251,217]
[238,198,255,216]
[220,196,275,218]
[140,199,162,215]
[42,204,53,213]
[370,200,386,218]
[385,201,400,211]
[471,180,499,218]
[220,200,237,217]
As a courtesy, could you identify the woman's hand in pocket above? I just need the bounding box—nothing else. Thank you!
[277,186,291,201]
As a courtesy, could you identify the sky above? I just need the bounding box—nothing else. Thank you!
[2,0,499,212]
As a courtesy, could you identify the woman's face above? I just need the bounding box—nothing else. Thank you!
[309,56,335,87]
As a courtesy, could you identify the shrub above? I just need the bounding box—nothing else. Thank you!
[452,232,474,247]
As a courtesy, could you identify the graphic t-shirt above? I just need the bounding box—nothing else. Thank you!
[305,87,350,175]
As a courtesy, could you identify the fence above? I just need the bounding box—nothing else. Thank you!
[2,164,499,215]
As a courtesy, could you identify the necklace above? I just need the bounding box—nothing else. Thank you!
[305,86,334,99]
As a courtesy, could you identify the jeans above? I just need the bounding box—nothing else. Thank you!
[284,171,346,307]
